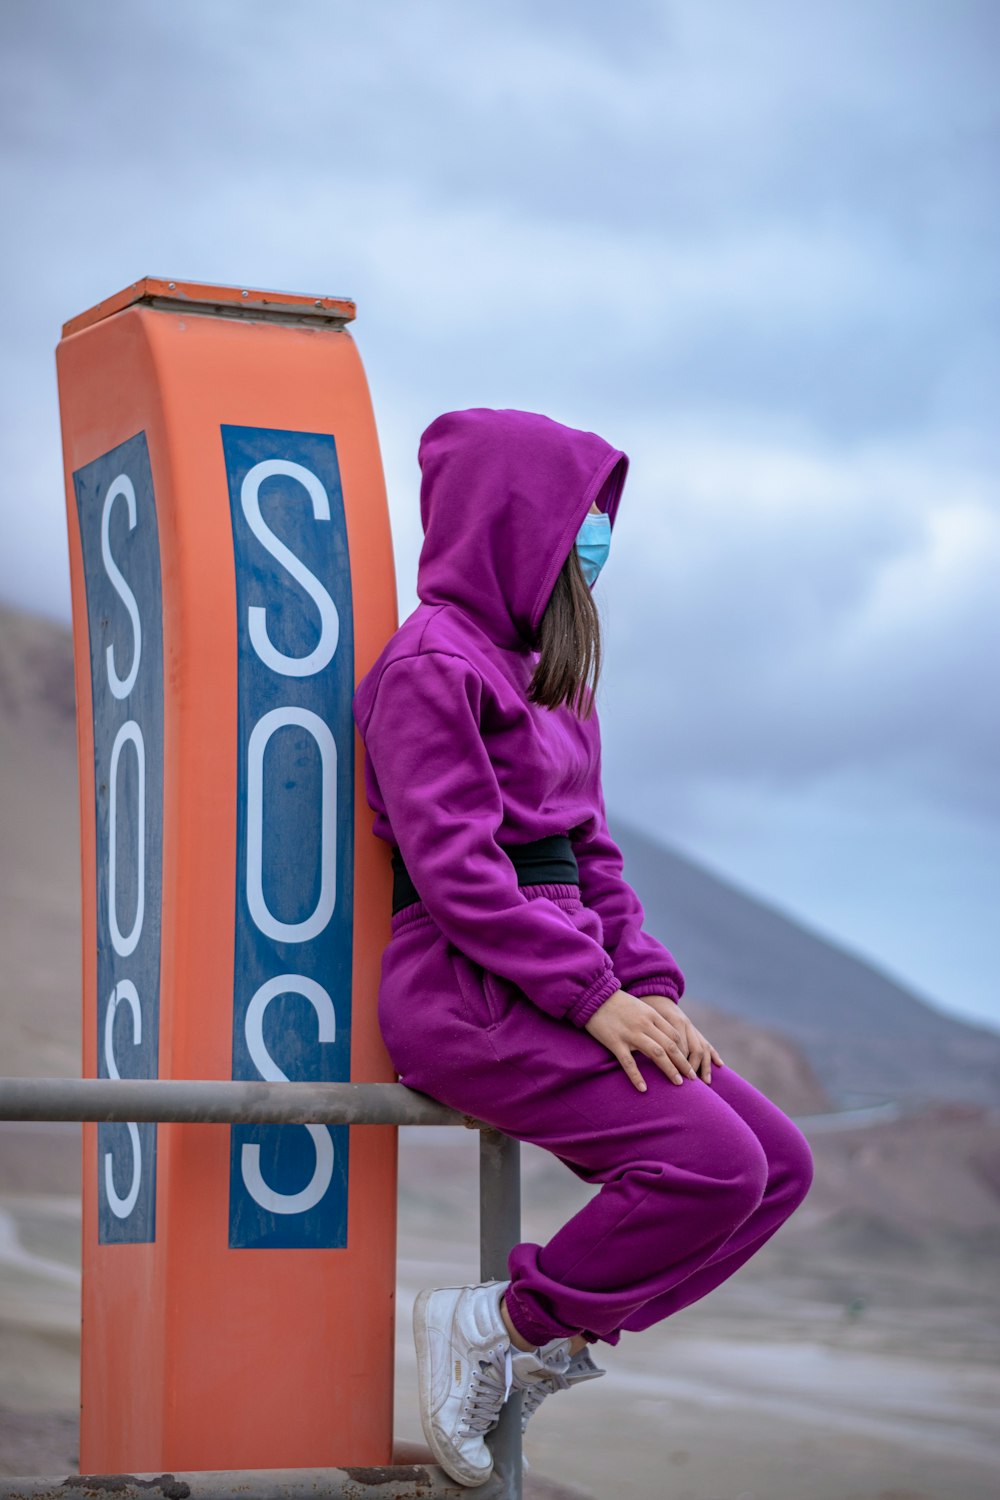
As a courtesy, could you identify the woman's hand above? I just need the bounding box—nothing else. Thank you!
[584,989,700,1092]
[639,995,725,1084]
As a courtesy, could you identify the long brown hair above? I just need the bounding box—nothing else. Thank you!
[527,540,602,718]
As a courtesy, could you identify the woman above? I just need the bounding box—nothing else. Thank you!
[352,407,815,1488]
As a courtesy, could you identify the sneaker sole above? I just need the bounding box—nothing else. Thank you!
[412,1287,494,1488]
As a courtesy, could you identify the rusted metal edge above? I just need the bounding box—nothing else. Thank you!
[61,277,357,338]
[137,296,355,331]
[0,1464,514,1500]
[0,1078,489,1129]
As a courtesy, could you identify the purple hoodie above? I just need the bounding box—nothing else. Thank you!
[351,408,685,1029]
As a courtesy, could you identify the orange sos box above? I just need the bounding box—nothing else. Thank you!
[57,278,399,1471]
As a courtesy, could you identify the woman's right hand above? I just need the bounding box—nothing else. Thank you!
[584,989,700,1092]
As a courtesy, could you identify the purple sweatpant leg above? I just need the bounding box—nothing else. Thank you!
[378,883,815,1349]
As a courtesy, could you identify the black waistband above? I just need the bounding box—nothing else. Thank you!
[391,832,579,915]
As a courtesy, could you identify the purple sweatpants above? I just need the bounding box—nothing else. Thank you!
[379,882,815,1349]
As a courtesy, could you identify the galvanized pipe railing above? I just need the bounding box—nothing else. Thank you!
[0,1077,525,1500]
[0,1077,477,1126]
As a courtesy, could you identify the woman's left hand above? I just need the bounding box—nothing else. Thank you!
[634,997,724,1084]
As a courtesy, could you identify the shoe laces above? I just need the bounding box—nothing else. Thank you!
[520,1363,571,1428]
[457,1340,514,1439]
[521,1345,607,1434]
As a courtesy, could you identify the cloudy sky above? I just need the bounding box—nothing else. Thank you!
[2,0,997,1029]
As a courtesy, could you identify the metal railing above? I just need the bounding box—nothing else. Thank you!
[0,1077,526,1500]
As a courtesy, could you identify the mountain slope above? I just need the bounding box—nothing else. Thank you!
[609,818,1000,1109]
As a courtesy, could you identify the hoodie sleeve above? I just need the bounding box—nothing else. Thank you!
[360,650,623,1027]
[570,735,686,1005]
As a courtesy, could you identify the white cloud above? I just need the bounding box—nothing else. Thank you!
[599,417,999,814]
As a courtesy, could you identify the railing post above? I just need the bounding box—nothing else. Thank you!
[479,1126,523,1500]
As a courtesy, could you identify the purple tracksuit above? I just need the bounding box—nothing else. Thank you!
[352,408,814,1348]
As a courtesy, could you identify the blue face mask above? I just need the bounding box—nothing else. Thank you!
[575,510,612,587]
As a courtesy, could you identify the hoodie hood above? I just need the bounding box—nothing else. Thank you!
[415,408,629,652]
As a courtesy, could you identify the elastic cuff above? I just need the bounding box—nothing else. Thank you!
[626,977,681,1001]
[502,1280,572,1348]
[564,965,622,1028]
[583,1326,622,1346]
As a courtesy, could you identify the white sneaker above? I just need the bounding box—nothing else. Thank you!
[516,1342,607,1435]
[509,1332,573,1393]
[412,1278,515,1487]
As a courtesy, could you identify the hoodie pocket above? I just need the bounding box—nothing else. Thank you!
[482,968,522,1029]
[447,942,521,1031]
[445,942,490,1029]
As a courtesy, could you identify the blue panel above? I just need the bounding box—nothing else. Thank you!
[223,425,354,1250]
[73,432,164,1244]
